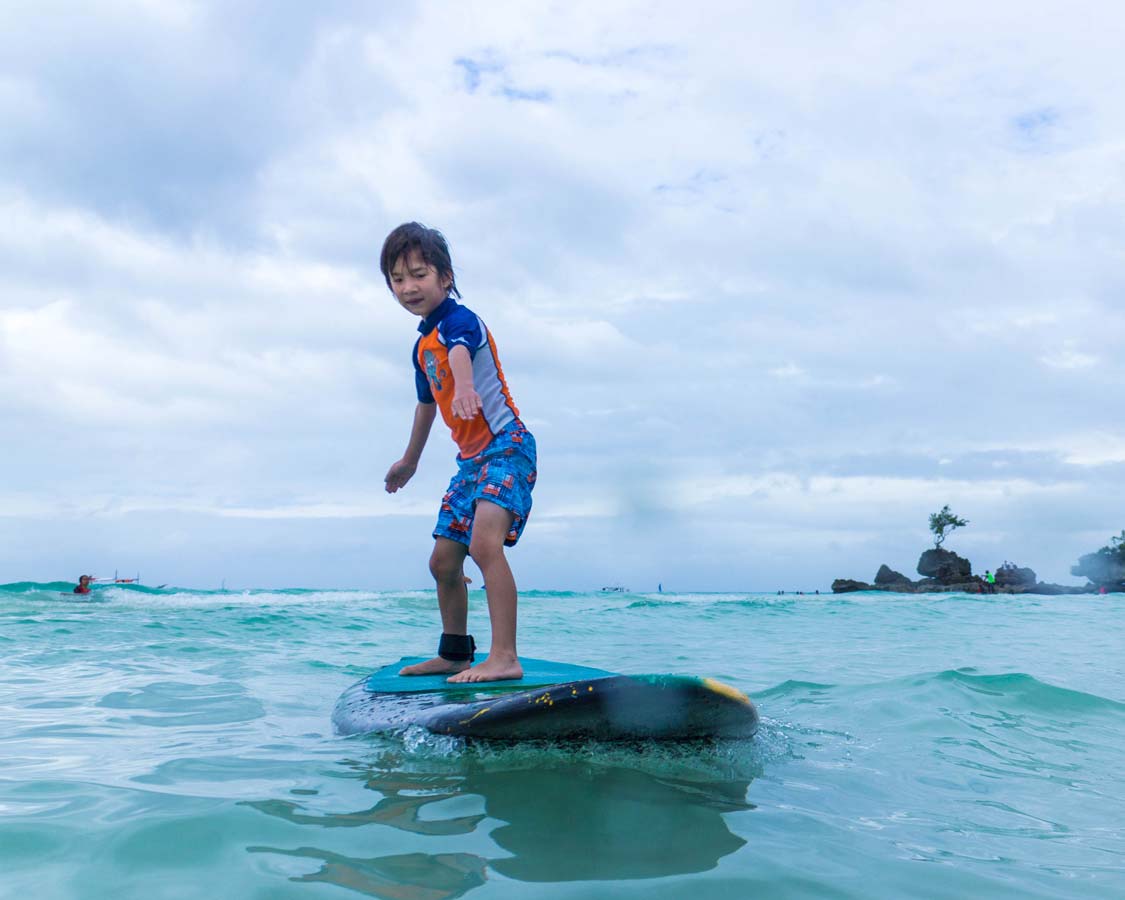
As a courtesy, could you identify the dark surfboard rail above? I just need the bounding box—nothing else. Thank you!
[333,658,759,740]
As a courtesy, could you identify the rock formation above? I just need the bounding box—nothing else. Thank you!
[995,565,1036,589]
[832,556,1091,595]
[874,564,912,586]
[1071,548,1125,590]
[830,530,1121,595]
[830,579,871,593]
[916,548,972,583]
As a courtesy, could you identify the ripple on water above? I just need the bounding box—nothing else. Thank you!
[96,681,266,727]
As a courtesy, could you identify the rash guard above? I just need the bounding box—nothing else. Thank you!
[413,297,520,458]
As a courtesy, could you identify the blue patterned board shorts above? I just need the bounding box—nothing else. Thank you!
[434,419,537,548]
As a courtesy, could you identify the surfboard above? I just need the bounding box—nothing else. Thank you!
[332,657,759,740]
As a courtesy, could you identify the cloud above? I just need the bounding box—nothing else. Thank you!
[1040,340,1099,370]
[2,1,1124,588]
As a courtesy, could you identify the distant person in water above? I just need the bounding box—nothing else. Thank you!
[984,570,997,593]
[73,575,93,594]
[380,222,537,684]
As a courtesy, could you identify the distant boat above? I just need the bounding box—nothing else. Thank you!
[94,570,141,584]
[600,585,629,593]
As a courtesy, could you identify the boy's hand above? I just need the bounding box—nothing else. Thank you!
[451,388,482,420]
[384,459,417,493]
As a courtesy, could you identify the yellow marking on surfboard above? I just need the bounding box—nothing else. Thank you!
[533,692,553,707]
[702,678,751,705]
[460,707,492,724]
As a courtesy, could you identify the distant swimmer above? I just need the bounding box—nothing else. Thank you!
[73,575,93,594]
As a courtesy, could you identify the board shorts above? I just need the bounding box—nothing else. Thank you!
[434,419,537,548]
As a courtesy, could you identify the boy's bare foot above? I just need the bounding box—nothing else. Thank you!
[446,657,523,683]
[399,657,470,676]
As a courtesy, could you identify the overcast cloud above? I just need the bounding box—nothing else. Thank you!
[1,0,1122,590]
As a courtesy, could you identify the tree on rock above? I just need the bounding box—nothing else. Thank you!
[929,505,968,548]
[1071,530,1125,588]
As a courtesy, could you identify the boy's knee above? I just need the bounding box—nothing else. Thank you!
[468,536,504,569]
[429,547,464,583]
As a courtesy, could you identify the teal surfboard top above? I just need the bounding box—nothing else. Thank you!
[363,656,617,694]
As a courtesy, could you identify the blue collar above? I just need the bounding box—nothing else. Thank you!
[417,296,458,335]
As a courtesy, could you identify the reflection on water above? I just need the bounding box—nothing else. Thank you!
[248,746,757,897]
[478,764,750,882]
[248,846,488,900]
[246,772,484,835]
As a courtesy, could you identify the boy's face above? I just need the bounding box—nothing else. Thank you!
[389,249,451,319]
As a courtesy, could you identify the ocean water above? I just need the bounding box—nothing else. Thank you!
[1,583,1122,899]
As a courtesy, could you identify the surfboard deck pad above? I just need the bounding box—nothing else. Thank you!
[334,657,758,740]
[363,657,617,694]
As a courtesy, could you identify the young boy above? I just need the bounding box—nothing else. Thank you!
[381,222,537,683]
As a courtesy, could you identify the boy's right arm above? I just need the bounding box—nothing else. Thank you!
[384,402,437,493]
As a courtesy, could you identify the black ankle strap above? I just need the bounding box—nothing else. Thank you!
[438,633,476,662]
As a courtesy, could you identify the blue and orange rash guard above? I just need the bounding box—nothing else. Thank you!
[413,297,520,458]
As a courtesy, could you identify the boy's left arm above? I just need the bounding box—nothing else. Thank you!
[447,345,482,420]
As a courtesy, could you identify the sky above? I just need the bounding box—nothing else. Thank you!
[1,0,1122,591]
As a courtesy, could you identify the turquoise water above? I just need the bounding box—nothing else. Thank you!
[2,583,1123,899]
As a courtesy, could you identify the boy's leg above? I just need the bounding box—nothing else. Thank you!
[447,500,523,683]
[399,537,472,676]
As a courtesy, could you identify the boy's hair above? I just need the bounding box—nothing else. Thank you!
[380,222,461,298]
